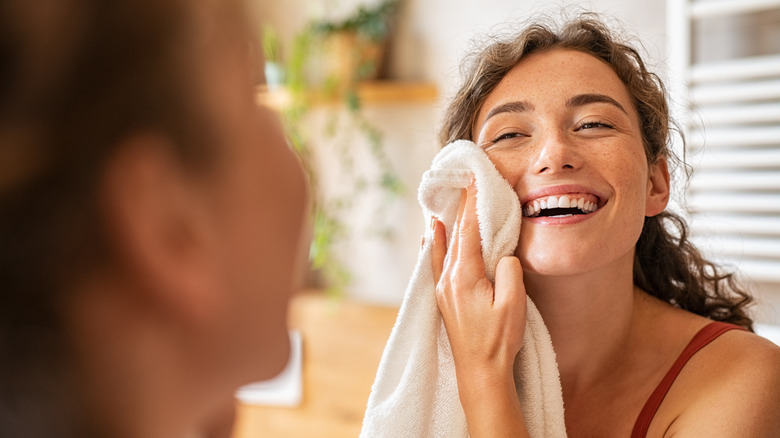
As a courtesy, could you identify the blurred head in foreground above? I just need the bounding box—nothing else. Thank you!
[0,1,308,437]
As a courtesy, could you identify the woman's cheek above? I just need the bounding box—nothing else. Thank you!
[487,151,524,187]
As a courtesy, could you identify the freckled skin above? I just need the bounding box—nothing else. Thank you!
[473,49,664,277]
[436,46,780,438]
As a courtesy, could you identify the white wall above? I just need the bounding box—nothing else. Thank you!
[253,0,669,305]
[388,0,668,98]
[253,0,669,100]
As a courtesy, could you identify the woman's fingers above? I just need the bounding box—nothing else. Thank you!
[430,178,528,414]
[493,256,527,358]
[448,187,467,261]
[432,180,527,383]
[431,218,447,284]
[494,256,526,309]
[434,187,467,287]
[454,181,486,279]
[433,180,490,290]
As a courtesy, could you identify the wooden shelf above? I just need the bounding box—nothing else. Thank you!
[352,80,438,103]
[257,80,438,109]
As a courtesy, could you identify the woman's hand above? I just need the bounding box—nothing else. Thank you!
[431,180,530,437]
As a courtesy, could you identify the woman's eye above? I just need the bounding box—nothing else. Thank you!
[491,132,525,143]
[575,121,614,131]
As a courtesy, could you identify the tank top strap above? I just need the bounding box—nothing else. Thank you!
[630,321,747,438]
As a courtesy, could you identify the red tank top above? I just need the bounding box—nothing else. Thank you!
[630,321,747,437]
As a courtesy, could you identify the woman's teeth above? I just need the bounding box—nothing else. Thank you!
[523,194,599,218]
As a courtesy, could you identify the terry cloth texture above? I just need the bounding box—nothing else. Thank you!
[360,140,567,437]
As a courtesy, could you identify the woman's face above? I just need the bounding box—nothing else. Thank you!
[473,49,668,278]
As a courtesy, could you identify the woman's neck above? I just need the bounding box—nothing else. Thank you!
[523,253,640,394]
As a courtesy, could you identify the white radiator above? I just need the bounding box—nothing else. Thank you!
[667,0,780,287]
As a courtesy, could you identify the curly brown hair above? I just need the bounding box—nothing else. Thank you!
[439,14,754,329]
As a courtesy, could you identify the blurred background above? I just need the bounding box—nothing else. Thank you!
[234,1,780,436]
[250,0,780,323]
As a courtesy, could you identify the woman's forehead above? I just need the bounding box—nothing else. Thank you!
[475,49,635,125]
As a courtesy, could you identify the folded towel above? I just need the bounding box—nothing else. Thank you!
[360,140,567,437]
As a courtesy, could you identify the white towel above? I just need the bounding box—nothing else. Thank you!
[360,140,567,437]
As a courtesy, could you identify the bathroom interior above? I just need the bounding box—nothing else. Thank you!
[235,0,780,436]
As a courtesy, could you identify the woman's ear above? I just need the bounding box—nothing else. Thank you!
[645,156,670,217]
[99,134,221,325]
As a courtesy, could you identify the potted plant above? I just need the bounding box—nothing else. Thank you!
[267,2,404,298]
[313,0,400,88]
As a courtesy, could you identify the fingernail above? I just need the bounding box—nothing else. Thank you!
[430,216,437,231]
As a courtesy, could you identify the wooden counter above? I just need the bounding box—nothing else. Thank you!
[231,292,399,438]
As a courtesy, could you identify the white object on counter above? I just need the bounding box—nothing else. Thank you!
[236,330,302,407]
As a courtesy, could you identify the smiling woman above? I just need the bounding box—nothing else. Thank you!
[474,48,664,279]
[432,14,780,438]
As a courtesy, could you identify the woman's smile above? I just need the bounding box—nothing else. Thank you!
[523,194,599,218]
[472,48,665,275]
[521,184,605,219]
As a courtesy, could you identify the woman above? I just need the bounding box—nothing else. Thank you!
[431,15,780,437]
[0,1,307,437]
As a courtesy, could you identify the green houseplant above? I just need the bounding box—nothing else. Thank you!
[313,0,400,84]
[269,0,404,297]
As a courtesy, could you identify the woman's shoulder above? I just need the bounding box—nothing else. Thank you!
[686,325,780,391]
[658,323,780,437]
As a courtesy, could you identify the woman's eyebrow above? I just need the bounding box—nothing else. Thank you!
[481,101,534,127]
[566,93,627,114]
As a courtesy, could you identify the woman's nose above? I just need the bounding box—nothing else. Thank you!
[531,131,582,174]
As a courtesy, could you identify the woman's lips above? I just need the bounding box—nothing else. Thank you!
[522,192,601,218]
